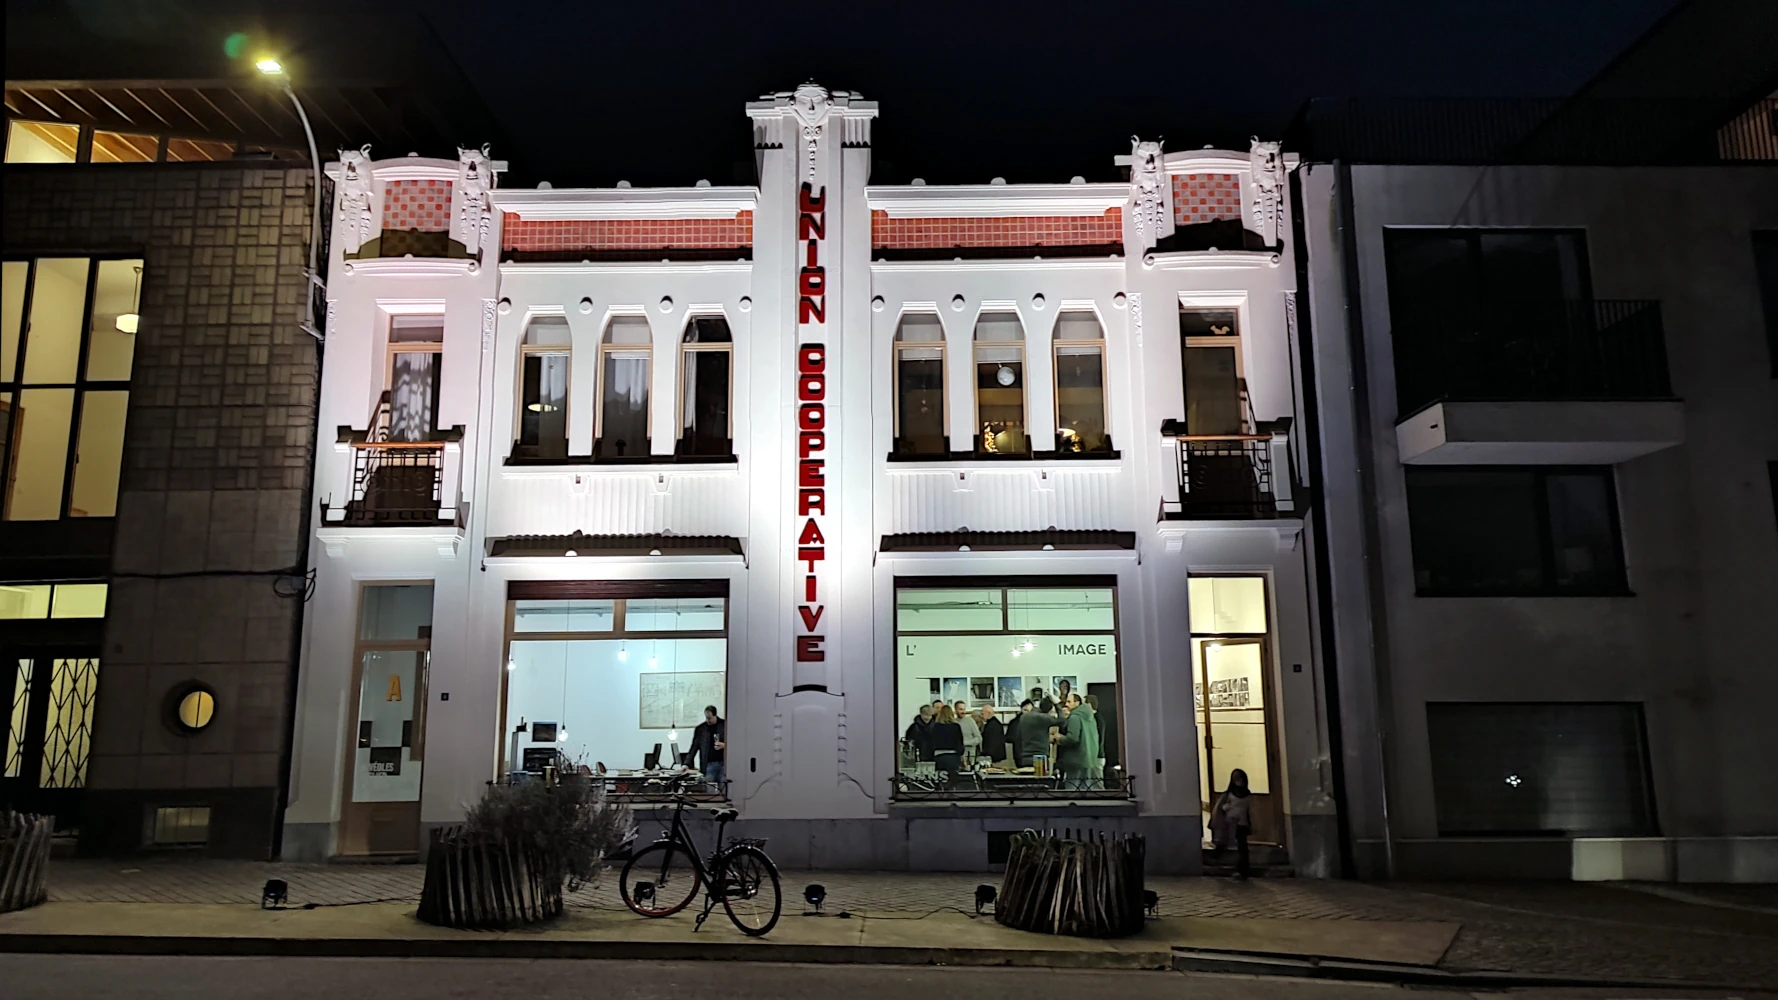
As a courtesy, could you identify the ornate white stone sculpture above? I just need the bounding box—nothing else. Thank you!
[1249,138,1285,247]
[336,146,375,256]
[793,81,832,182]
[1129,138,1169,251]
[456,145,494,257]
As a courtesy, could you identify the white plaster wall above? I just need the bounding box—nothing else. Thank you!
[1305,163,1778,861]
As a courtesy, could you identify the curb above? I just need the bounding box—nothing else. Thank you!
[0,933,1173,970]
[1170,948,1773,992]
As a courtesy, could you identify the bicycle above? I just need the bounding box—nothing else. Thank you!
[617,773,782,936]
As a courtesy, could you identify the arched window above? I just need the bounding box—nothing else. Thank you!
[678,316,732,458]
[516,316,569,460]
[597,316,651,460]
[1053,310,1111,454]
[893,314,946,456]
[973,311,1027,455]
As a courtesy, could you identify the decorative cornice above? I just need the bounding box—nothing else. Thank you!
[499,260,755,276]
[1142,250,1282,271]
[867,184,1126,218]
[342,257,477,277]
[491,187,758,220]
[869,257,1125,273]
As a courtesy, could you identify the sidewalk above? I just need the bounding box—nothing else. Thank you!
[3,860,1775,989]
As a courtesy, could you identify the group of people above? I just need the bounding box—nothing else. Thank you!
[903,684,1106,789]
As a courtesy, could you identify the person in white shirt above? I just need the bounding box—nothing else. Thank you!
[954,700,982,760]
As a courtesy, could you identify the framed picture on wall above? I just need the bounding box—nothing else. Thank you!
[969,677,995,706]
[940,677,969,706]
[996,677,1024,707]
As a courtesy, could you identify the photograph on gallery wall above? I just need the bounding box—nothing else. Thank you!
[941,677,969,705]
[996,676,1024,707]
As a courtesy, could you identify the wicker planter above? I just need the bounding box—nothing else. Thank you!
[416,826,563,929]
[0,812,53,913]
[995,829,1146,937]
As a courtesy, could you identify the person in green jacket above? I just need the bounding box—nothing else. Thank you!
[1053,693,1101,789]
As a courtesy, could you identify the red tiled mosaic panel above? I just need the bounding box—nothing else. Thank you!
[382,179,454,233]
[871,208,1124,249]
[501,213,755,252]
[1172,174,1242,226]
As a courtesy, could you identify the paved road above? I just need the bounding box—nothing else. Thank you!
[0,957,1761,1000]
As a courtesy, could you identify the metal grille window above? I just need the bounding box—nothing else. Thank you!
[1427,702,1657,837]
[1,257,141,520]
[150,806,211,847]
[1405,467,1627,596]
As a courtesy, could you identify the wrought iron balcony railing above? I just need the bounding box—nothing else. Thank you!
[1391,299,1673,418]
[322,391,461,526]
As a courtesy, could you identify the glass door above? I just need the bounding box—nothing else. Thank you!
[338,584,434,857]
[1194,637,1281,845]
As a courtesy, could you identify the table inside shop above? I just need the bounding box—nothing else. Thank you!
[592,769,728,801]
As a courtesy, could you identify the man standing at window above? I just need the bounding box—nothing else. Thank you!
[688,705,726,789]
[980,704,1007,766]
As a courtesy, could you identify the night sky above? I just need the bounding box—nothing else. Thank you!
[20,0,1681,186]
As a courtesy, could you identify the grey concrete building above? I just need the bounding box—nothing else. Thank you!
[1291,0,1778,880]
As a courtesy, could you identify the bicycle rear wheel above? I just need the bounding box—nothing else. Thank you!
[718,845,781,936]
[619,842,701,917]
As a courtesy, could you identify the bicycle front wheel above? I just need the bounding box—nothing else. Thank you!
[718,844,781,936]
[619,842,701,917]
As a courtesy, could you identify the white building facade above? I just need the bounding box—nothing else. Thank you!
[280,85,1341,874]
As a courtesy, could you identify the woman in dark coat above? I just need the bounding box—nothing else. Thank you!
[930,704,966,781]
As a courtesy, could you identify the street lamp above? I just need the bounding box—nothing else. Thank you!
[256,56,324,341]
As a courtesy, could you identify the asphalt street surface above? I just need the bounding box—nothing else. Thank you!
[0,957,1764,1000]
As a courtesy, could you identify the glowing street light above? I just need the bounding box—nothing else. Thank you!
[254,57,284,76]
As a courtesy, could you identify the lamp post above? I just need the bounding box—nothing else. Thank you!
[256,57,324,341]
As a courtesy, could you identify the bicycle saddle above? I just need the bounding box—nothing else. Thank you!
[709,806,739,822]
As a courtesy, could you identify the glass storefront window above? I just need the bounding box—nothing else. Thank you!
[895,582,1121,796]
[504,594,728,783]
[0,584,53,619]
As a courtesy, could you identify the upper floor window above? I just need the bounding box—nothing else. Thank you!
[386,316,443,443]
[0,582,107,619]
[678,316,732,459]
[597,316,651,460]
[1179,308,1244,436]
[1405,466,1627,596]
[893,314,945,457]
[974,311,1027,455]
[2,256,140,521]
[5,119,236,165]
[1053,310,1110,455]
[1382,230,1671,415]
[516,317,569,460]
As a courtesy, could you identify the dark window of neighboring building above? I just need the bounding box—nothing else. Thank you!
[1769,460,1778,536]
[1753,232,1778,378]
[1405,467,1627,596]
[1427,702,1657,837]
[1382,229,1667,415]
[1,256,141,521]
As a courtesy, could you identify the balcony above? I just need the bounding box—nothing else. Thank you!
[1392,299,1685,465]
[1160,419,1301,521]
[322,392,463,527]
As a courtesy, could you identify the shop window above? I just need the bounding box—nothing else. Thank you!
[0,582,106,619]
[386,316,443,443]
[5,120,78,163]
[1427,702,1656,837]
[678,316,732,458]
[91,131,156,163]
[894,581,1122,797]
[597,316,652,460]
[1406,467,1627,596]
[2,256,140,520]
[1052,311,1110,454]
[516,317,569,460]
[504,588,728,787]
[893,314,946,456]
[973,312,1027,455]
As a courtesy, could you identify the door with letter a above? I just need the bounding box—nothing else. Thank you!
[337,583,434,857]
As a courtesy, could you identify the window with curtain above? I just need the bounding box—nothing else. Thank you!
[1053,310,1109,454]
[516,317,569,460]
[598,316,652,460]
[678,316,732,458]
[973,312,1027,455]
[894,314,946,456]
[387,317,443,443]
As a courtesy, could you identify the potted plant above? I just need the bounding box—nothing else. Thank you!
[417,773,633,928]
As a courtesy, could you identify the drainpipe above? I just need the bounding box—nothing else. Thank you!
[1333,161,1395,879]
